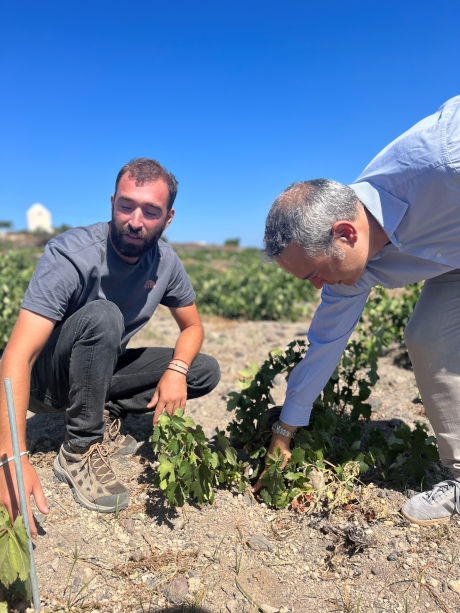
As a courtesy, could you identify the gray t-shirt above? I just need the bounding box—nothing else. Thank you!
[22,222,196,351]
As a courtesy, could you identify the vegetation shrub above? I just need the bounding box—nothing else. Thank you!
[151,283,438,511]
[0,250,37,351]
[176,246,318,320]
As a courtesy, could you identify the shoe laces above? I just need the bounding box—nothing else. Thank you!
[424,480,460,512]
[107,418,122,440]
[82,442,116,484]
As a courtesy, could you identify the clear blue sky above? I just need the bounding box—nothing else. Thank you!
[1,1,459,246]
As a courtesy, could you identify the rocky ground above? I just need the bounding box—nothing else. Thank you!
[17,306,460,612]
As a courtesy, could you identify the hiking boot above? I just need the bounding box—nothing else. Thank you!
[401,479,460,525]
[53,441,130,513]
[103,410,138,456]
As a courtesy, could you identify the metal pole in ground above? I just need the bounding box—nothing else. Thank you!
[3,378,42,612]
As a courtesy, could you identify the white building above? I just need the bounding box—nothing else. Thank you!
[27,203,53,233]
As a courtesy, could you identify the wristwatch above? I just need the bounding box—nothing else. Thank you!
[271,421,294,439]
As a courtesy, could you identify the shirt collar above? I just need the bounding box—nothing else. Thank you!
[349,181,409,245]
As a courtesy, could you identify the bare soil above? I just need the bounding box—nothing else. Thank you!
[21,306,460,612]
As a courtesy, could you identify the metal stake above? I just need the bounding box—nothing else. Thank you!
[3,378,41,612]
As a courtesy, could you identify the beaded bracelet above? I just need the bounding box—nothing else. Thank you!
[167,366,187,376]
[0,451,30,468]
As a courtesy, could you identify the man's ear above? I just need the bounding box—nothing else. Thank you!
[164,208,175,231]
[110,194,115,213]
[331,221,358,245]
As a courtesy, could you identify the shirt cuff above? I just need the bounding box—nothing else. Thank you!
[279,401,312,427]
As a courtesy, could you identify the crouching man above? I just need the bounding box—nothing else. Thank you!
[0,158,220,536]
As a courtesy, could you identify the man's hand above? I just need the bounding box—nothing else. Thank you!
[0,456,49,538]
[252,422,297,493]
[148,368,188,426]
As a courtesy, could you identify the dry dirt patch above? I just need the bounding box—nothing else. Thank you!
[20,308,460,612]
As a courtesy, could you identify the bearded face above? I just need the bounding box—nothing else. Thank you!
[110,211,168,259]
[109,176,173,262]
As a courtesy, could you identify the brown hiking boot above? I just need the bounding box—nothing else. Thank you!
[103,410,138,456]
[53,441,130,512]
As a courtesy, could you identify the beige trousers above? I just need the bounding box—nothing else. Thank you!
[405,269,460,480]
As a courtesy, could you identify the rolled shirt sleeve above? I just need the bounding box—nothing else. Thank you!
[280,282,371,426]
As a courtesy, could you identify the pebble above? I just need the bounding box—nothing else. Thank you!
[448,578,460,594]
[247,534,273,552]
[122,518,136,534]
[387,552,398,561]
[175,517,185,530]
[165,575,189,604]
[50,558,59,572]
[261,606,279,613]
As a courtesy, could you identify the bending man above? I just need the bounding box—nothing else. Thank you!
[259,96,460,525]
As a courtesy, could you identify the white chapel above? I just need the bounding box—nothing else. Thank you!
[26,203,53,233]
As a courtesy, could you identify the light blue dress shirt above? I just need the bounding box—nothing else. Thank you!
[280,95,460,427]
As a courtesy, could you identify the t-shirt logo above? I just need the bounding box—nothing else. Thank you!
[144,280,156,289]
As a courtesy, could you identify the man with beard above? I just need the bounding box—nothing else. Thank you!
[0,158,220,535]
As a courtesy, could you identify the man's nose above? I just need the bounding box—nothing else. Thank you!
[128,207,144,230]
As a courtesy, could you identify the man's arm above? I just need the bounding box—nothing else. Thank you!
[148,302,204,425]
[253,283,372,493]
[0,309,56,537]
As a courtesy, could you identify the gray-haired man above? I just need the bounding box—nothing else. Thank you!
[255,96,460,525]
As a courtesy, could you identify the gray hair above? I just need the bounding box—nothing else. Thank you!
[264,179,360,259]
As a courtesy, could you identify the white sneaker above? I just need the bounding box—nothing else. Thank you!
[401,480,460,525]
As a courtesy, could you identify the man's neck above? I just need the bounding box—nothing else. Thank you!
[364,207,390,258]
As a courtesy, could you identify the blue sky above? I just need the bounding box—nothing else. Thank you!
[1,1,459,246]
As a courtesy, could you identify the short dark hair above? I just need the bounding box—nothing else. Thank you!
[115,158,178,211]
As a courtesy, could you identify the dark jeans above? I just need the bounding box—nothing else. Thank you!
[29,300,220,447]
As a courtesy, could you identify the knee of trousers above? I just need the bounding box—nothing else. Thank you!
[75,300,124,349]
[404,314,433,362]
[192,354,221,394]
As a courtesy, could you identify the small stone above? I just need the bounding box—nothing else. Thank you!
[387,552,398,561]
[50,558,59,572]
[261,605,279,613]
[175,517,185,530]
[130,549,147,562]
[427,577,439,588]
[448,579,460,594]
[188,577,201,593]
[165,575,189,604]
[123,518,136,534]
[247,534,273,552]
[142,573,156,586]
[371,567,381,576]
